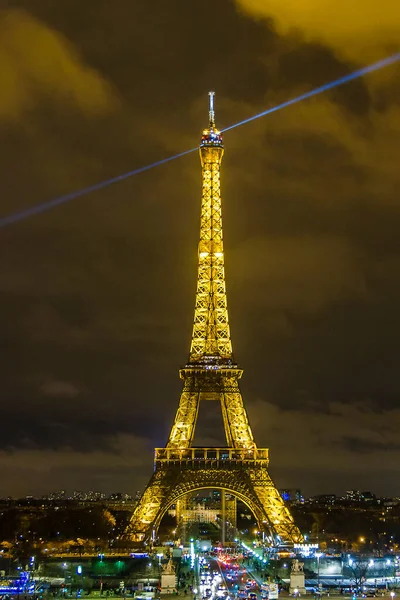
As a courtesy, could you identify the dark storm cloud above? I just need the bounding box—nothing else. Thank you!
[341,436,400,455]
[0,434,154,497]
[247,399,400,495]
[0,395,157,453]
[0,0,399,496]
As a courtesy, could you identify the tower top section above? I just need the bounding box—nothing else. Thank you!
[189,91,232,365]
[200,91,223,149]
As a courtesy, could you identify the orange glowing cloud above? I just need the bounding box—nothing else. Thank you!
[0,9,116,120]
[234,0,400,59]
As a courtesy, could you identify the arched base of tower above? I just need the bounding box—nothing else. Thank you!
[125,450,303,545]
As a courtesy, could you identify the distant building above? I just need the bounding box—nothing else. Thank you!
[108,492,133,502]
[309,494,336,506]
[360,491,376,502]
[280,489,304,504]
[346,490,376,503]
[346,490,361,501]
[48,490,66,500]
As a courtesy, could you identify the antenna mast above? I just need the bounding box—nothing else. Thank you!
[208,90,215,127]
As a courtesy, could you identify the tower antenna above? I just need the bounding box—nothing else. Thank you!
[208,90,215,127]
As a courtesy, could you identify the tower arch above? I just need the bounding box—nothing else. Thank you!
[153,484,267,537]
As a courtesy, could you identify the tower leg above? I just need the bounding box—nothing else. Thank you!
[250,468,303,543]
[220,376,255,449]
[221,489,226,546]
[167,384,200,448]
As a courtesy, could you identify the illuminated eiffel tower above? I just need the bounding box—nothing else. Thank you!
[127,93,302,545]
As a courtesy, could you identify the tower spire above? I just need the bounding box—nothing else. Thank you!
[190,91,231,363]
[208,90,215,127]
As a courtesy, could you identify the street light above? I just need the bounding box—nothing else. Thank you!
[157,553,163,581]
[76,565,83,599]
[316,552,323,591]
[61,563,69,595]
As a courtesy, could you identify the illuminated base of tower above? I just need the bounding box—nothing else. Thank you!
[126,447,302,545]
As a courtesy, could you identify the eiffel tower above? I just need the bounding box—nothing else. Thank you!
[127,92,302,545]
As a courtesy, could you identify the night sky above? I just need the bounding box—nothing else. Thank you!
[0,1,399,498]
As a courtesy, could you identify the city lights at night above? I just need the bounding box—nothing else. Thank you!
[0,1,399,596]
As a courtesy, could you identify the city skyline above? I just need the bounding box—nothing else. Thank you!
[0,1,399,498]
[1,487,397,502]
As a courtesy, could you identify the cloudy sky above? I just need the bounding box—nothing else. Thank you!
[0,0,399,498]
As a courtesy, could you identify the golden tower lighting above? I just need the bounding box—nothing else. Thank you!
[126,92,302,545]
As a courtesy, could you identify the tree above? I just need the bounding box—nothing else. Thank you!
[348,559,370,591]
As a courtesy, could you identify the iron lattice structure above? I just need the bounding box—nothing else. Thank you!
[127,93,302,545]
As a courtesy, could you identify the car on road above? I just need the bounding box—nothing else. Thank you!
[245,582,256,591]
